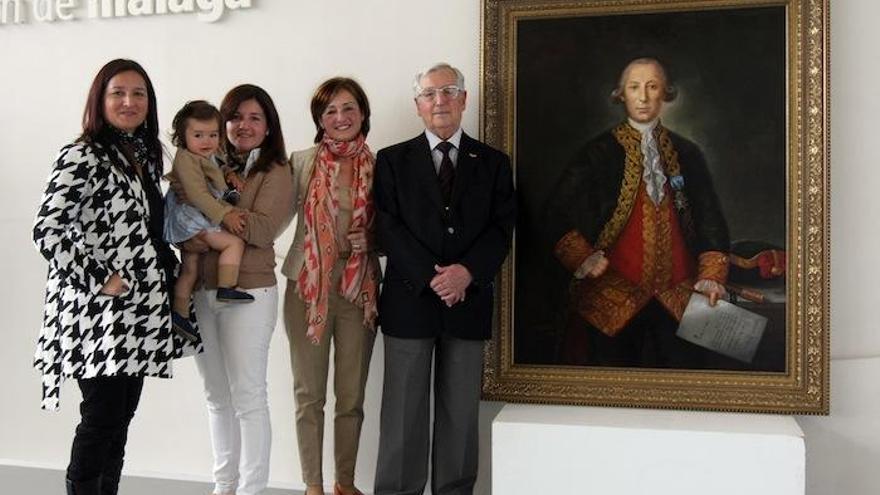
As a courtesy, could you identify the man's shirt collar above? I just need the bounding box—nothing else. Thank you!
[425,127,463,150]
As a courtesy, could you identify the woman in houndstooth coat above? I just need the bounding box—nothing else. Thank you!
[32,59,198,495]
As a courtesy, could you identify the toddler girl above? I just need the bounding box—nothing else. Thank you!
[164,100,253,342]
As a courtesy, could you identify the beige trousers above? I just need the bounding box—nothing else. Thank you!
[283,267,375,487]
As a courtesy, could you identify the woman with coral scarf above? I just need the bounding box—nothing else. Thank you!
[280,77,380,495]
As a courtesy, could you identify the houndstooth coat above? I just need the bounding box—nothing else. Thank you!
[33,141,199,411]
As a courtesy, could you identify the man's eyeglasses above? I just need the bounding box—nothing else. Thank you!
[416,85,463,101]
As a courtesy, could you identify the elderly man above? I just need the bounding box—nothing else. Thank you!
[548,57,730,368]
[373,62,515,495]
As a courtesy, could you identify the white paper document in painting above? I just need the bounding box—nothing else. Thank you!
[676,294,768,363]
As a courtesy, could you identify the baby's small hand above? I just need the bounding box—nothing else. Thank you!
[226,172,246,192]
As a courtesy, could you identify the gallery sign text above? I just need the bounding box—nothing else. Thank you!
[0,0,252,25]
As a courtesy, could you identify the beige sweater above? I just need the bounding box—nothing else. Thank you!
[198,159,294,289]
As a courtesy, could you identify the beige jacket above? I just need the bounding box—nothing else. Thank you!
[279,146,381,283]
[169,148,233,224]
[280,147,318,281]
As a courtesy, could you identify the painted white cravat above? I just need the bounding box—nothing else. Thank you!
[629,118,665,205]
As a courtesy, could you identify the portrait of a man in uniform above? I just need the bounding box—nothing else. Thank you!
[509,7,787,373]
[545,57,730,368]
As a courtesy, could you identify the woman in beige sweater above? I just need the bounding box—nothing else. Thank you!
[186,84,293,495]
[281,77,380,495]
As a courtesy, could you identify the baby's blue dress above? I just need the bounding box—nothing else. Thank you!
[163,186,223,243]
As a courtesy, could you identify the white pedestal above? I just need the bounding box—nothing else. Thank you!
[492,404,804,495]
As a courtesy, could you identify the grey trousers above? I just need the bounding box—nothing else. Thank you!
[374,333,484,495]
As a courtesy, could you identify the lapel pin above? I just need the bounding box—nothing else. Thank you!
[469,153,478,158]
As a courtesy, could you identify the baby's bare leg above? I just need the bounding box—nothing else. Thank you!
[200,230,246,288]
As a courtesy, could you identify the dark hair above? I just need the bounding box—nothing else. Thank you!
[310,77,371,143]
[78,58,161,161]
[171,100,222,148]
[219,84,286,176]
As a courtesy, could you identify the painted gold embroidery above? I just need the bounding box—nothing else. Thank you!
[554,230,594,273]
[698,250,730,282]
[571,273,647,337]
[656,125,695,240]
[598,124,643,250]
[642,189,658,290]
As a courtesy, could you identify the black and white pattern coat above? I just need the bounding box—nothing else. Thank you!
[33,141,199,411]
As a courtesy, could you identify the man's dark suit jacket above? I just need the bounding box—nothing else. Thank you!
[375,132,516,340]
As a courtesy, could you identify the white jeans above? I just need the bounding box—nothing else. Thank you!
[194,286,278,495]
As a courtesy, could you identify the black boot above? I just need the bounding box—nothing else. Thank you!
[66,477,102,495]
[101,459,123,495]
[101,474,120,495]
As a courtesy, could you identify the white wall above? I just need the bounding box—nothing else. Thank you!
[0,1,483,492]
[795,2,880,494]
[0,1,876,494]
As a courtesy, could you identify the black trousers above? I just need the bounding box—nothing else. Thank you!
[67,375,144,494]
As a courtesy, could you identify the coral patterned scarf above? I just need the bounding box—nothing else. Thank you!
[297,134,379,344]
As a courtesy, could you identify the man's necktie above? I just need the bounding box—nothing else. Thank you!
[436,141,455,205]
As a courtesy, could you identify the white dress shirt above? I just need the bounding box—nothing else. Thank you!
[425,127,463,174]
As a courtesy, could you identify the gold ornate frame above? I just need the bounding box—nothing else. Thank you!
[481,0,829,414]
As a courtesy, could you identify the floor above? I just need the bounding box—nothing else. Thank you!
[0,464,298,494]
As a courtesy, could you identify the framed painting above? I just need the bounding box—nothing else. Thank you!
[481,0,829,413]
